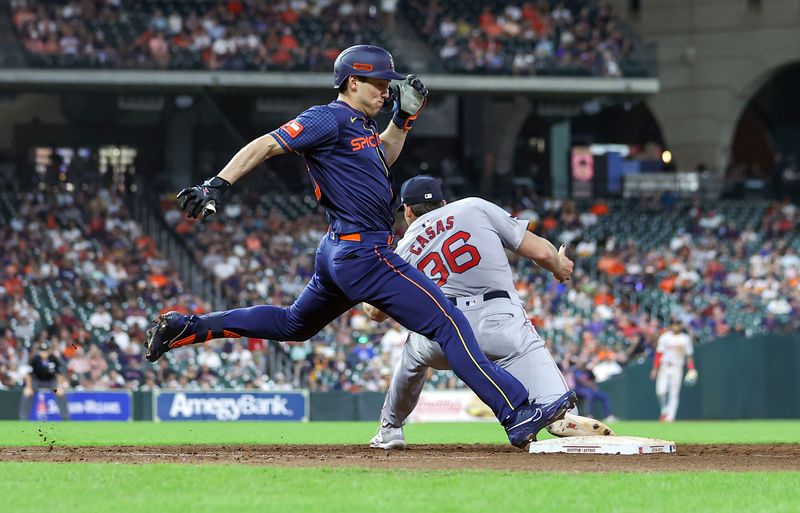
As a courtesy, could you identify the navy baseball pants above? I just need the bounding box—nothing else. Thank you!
[193,231,528,421]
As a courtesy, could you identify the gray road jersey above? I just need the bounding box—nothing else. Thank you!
[396,197,527,297]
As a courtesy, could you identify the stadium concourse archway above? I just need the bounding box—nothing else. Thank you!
[649,57,800,178]
[606,0,800,178]
[729,62,800,199]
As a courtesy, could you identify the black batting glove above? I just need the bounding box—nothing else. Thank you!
[391,74,429,131]
[177,176,231,219]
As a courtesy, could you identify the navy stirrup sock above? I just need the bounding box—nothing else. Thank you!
[190,312,232,344]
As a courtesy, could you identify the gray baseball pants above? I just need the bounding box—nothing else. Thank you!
[380,294,572,427]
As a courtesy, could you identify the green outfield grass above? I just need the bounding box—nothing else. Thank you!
[1,463,798,513]
[2,421,798,513]
[1,419,799,446]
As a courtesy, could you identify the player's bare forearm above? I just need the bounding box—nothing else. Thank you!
[380,123,408,167]
[363,303,390,322]
[217,134,286,184]
[517,231,573,281]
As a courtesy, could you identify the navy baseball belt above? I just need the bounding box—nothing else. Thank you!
[447,290,510,306]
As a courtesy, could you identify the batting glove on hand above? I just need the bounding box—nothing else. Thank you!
[391,74,429,131]
[684,368,698,386]
[177,176,231,219]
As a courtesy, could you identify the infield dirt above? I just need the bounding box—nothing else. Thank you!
[2,444,799,472]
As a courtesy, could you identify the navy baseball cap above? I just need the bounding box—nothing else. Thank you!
[398,175,444,209]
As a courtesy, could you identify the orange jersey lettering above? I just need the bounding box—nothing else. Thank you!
[350,133,381,152]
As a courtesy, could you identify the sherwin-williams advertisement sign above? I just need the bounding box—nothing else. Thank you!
[26,390,132,421]
[155,391,308,421]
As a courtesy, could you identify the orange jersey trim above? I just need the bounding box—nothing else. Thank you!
[270,131,295,153]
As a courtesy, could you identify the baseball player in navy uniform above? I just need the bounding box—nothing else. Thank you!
[364,176,612,449]
[144,45,576,448]
[19,340,70,421]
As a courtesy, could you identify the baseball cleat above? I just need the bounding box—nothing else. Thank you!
[369,425,407,450]
[547,413,616,437]
[504,390,578,449]
[143,311,194,362]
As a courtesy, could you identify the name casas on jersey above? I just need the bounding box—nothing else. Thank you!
[408,216,455,255]
[396,197,528,298]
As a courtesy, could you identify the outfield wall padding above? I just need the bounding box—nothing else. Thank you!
[0,390,21,420]
[132,391,153,421]
[309,391,384,421]
[598,333,800,420]
[1,333,796,421]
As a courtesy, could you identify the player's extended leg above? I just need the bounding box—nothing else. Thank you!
[144,272,355,362]
[349,246,528,422]
[342,244,575,447]
[144,234,360,361]
[500,344,569,405]
[378,331,613,440]
[474,309,615,435]
[371,333,445,449]
[666,367,682,421]
[379,333,447,429]
[655,369,669,420]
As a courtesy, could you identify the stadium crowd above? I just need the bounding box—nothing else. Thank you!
[2,174,798,408]
[9,0,643,77]
[10,0,391,71]
[512,195,799,387]
[405,0,634,76]
[156,187,800,393]
[0,181,275,394]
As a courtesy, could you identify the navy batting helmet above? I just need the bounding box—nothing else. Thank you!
[333,45,405,89]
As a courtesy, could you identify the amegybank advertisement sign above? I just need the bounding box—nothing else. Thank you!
[154,390,308,421]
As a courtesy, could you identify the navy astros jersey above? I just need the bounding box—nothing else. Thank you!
[270,100,397,235]
[145,45,565,445]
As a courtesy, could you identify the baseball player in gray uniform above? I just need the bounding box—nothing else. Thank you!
[365,176,613,449]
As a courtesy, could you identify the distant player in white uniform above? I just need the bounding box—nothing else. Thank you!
[651,319,698,422]
[365,175,613,449]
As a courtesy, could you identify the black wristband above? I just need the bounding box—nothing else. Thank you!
[206,176,231,189]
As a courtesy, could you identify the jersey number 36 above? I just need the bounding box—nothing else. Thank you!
[416,231,481,286]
